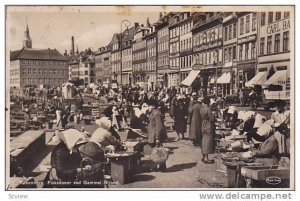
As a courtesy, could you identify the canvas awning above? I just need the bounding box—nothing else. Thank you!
[62,82,74,87]
[245,71,268,87]
[181,70,200,86]
[263,70,287,86]
[217,72,231,84]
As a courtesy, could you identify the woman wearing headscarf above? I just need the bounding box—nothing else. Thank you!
[200,97,216,164]
[242,122,289,166]
[44,129,88,188]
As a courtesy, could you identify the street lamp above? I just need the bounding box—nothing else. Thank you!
[120,19,131,102]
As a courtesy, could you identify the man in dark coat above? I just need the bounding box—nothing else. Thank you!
[188,97,202,146]
[174,96,188,140]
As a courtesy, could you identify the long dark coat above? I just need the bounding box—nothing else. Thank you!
[188,102,202,142]
[200,104,216,154]
[174,99,187,134]
[147,109,167,144]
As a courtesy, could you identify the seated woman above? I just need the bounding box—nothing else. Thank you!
[243,126,289,166]
[92,117,123,150]
[44,129,88,188]
[245,114,267,143]
[223,106,239,129]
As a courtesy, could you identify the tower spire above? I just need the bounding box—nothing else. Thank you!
[23,20,32,48]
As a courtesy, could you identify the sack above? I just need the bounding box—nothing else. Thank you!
[150,147,169,164]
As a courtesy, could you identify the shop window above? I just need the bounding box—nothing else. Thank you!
[261,12,266,26]
[274,33,280,52]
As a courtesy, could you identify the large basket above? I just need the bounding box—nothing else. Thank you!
[150,147,169,164]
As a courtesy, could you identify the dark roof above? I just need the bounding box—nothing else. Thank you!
[10,47,68,61]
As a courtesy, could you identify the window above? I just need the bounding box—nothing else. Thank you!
[252,13,257,31]
[274,33,280,52]
[233,23,237,38]
[233,46,237,60]
[267,36,272,53]
[261,12,266,26]
[275,12,281,21]
[283,31,289,51]
[229,25,232,40]
[225,27,228,41]
[28,68,31,74]
[268,12,273,23]
[245,43,249,60]
[22,69,26,75]
[240,18,244,35]
[284,12,290,18]
[251,43,256,59]
[228,47,232,61]
[239,45,243,60]
[260,37,265,55]
[246,15,250,33]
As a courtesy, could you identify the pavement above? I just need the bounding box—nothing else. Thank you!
[21,107,273,188]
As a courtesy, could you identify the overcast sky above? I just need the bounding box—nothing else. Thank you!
[6,6,162,53]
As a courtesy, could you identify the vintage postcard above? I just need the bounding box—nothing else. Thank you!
[5,5,294,190]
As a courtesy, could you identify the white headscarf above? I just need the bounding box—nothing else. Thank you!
[253,114,266,128]
[56,129,87,150]
[227,106,236,114]
[134,108,143,118]
[95,117,112,131]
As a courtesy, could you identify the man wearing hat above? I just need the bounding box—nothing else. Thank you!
[173,95,188,140]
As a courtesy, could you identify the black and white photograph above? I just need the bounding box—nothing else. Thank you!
[5,5,295,191]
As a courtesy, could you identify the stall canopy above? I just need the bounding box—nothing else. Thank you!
[181,70,200,86]
[245,71,268,87]
[217,72,231,84]
[263,70,287,86]
[62,82,76,99]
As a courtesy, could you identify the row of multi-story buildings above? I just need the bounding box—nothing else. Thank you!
[10,11,291,97]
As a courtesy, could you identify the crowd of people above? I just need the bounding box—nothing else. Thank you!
[12,83,290,188]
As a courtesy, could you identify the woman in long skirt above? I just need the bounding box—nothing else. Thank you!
[200,97,216,164]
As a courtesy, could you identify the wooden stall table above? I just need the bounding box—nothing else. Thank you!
[106,151,138,185]
[240,165,290,188]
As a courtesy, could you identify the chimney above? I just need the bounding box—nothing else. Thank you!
[159,12,163,18]
[146,17,150,27]
[141,24,144,27]
[64,50,68,56]
[71,36,75,55]
[134,22,139,29]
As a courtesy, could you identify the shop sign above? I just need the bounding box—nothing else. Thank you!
[267,19,290,35]
[237,35,256,44]
[193,41,222,52]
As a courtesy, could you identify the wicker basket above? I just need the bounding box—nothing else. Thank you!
[150,147,169,164]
